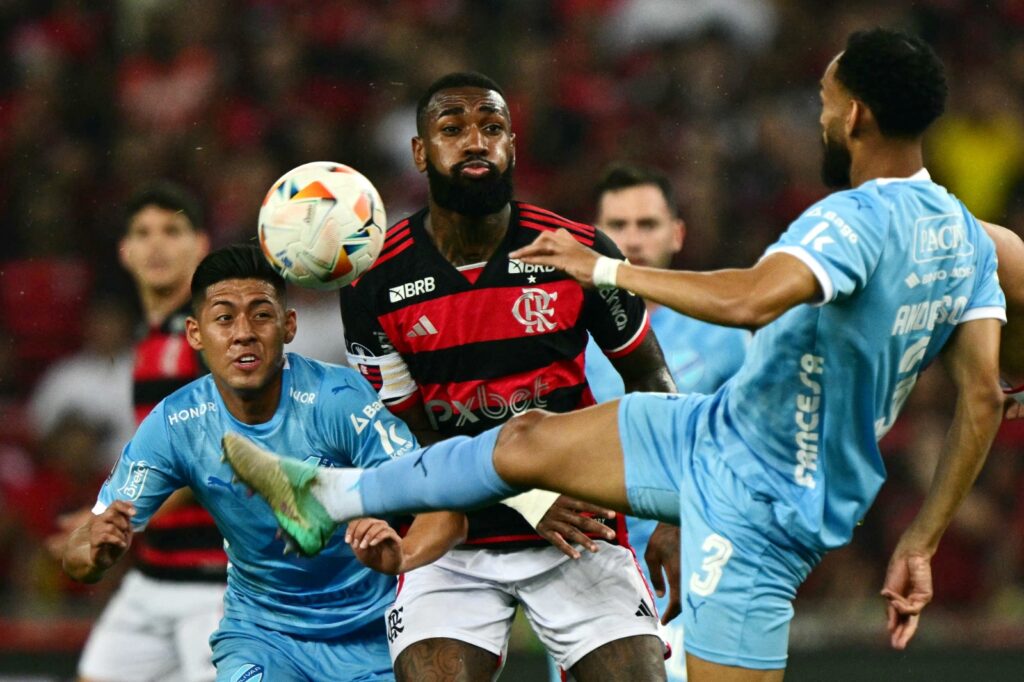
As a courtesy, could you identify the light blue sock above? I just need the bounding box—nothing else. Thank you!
[357,425,519,516]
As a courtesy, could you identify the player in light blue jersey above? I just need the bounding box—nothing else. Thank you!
[63,245,466,682]
[578,164,748,682]
[225,30,1008,681]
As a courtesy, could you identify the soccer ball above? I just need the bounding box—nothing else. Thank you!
[258,161,386,290]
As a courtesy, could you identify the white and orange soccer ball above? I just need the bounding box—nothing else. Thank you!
[258,161,386,290]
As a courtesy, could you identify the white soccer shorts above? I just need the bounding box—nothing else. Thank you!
[385,542,661,672]
[78,570,225,682]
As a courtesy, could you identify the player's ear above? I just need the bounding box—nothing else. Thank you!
[283,308,297,344]
[185,316,204,351]
[674,218,686,255]
[846,99,871,139]
[412,136,427,173]
[194,230,211,260]
[509,132,516,168]
[118,237,133,270]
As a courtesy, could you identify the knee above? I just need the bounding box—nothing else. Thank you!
[494,409,552,486]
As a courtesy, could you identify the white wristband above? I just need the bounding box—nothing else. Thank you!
[592,256,622,289]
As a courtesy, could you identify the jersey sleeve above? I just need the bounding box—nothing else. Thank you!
[583,230,650,358]
[764,191,886,304]
[961,224,1007,324]
[318,366,418,468]
[340,284,420,410]
[93,407,186,530]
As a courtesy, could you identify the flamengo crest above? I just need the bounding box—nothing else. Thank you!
[512,287,558,334]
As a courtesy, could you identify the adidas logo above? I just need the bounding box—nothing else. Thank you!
[635,599,655,618]
[406,315,438,338]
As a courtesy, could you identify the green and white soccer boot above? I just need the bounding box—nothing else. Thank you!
[221,432,338,556]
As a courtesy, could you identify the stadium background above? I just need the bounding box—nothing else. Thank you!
[2,0,1024,679]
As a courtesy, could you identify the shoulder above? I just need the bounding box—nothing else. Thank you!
[515,202,596,246]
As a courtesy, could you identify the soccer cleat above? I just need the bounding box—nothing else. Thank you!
[221,432,338,556]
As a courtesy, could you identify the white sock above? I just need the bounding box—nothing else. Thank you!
[311,468,366,522]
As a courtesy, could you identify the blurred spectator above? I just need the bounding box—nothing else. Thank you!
[27,298,135,471]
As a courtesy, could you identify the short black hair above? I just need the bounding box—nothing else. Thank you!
[835,28,947,139]
[190,244,286,313]
[125,181,204,233]
[595,165,679,217]
[416,72,506,136]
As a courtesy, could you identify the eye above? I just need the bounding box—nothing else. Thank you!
[441,125,460,135]
[484,124,504,134]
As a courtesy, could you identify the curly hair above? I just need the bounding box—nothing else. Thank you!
[416,72,506,136]
[836,28,948,139]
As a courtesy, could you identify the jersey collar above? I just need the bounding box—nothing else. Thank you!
[875,168,931,185]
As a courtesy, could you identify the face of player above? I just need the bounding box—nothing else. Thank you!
[120,206,209,295]
[596,184,684,269]
[819,55,854,189]
[186,278,296,421]
[414,86,516,216]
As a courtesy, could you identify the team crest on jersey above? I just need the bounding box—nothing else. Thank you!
[230,664,264,682]
[117,461,150,500]
[512,288,558,334]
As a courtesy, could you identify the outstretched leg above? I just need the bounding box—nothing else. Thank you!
[222,401,634,553]
[488,402,632,513]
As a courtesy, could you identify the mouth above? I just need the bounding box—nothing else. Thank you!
[457,161,494,179]
[233,353,261,371]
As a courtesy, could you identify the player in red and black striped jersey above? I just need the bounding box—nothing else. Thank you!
[74,184,224,682]
[341,73,677,682]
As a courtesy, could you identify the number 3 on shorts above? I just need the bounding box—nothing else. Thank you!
[689,533,733,597]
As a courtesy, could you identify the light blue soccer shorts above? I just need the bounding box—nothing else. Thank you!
[619,392,822,670]
[210,616,394,681]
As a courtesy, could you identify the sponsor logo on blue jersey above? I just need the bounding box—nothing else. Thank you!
[117,461,149,500]
[230,664,264,682]
[167,401,217,425]
[913,214,973,263]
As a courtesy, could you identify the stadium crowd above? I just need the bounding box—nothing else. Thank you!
[3,0,1024,665]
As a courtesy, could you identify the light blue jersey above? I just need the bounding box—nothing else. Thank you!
[96,353,416,640]
[711,169,1005,551]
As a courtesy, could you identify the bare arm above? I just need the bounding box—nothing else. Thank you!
[348,512,468,575]
[511,229,820,330]
[881,317,1004,649]
[608,330,676,394]
[981,221,1024,309]
[62,501,136,583]
[392,402,445,446]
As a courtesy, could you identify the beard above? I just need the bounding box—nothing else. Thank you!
[426,158,514,217]
[820,132,852,189]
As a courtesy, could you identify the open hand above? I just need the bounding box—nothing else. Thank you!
[645,523,682,624]
[347,517,404,575]
[880,550,933,649]
[537,495,616,559]
[509,229,601,286]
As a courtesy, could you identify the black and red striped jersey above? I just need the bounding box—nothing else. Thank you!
[341,202,649,548]
[132,303,226,582]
